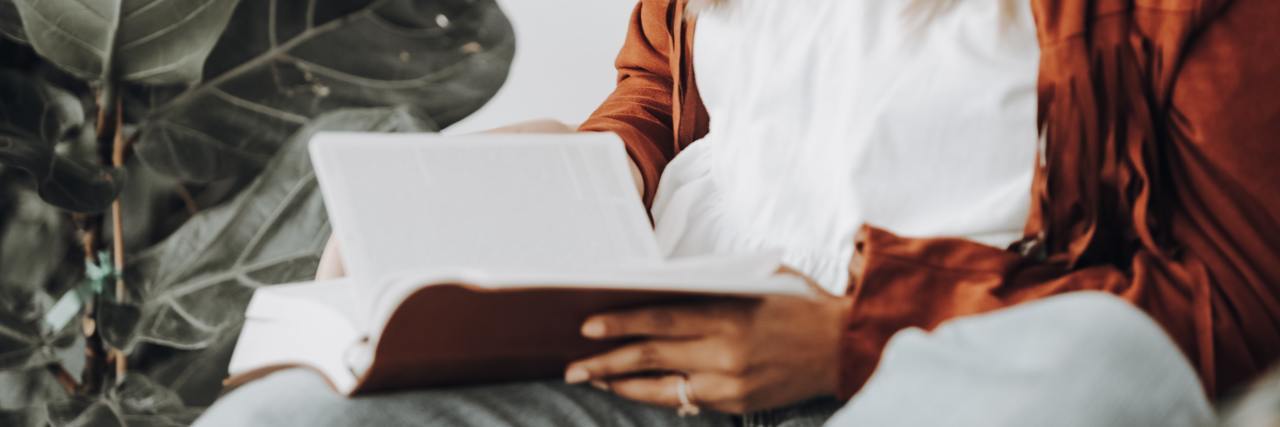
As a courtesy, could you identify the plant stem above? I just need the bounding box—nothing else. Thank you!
[109,96,130,384]
[175,184,200,215]
[69,85,123,394]
[94,85,117,166]
[110,96,127,303]
[70,213,105,395]
[47,365,78,395]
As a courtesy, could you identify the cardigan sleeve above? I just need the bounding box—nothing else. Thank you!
[579,0,679,207]
[836,0,1280,401]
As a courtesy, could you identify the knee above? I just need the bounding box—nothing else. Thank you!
[932,292,1193,378]
[1003,292,1207,399]
[839,293,1214,427]
[1030,292,1173,357]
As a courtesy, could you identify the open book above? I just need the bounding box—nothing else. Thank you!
[225,133,814,395]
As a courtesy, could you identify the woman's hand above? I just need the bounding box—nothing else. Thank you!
[565,270,852,414]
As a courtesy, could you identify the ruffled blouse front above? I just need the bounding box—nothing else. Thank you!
[650,0,1042,294]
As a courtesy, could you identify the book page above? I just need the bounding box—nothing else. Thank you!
[245,278,372,331]
[367,252,814,330]
[310,133,661,280]
[231,279,367,393]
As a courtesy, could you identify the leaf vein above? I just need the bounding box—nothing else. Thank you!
[16,2,107,58]
[119,0,224,50]
[209,88,309,124]
[234,174,317,266]
[280,49,503,91]
[118,47,203,80]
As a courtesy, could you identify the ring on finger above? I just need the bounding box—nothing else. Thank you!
[676,375,701,417]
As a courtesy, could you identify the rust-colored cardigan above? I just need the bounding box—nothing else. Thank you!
[580,0,1280,400]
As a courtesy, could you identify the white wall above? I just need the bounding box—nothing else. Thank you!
[445,0,636,134]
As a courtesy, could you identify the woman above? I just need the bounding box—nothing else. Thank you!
[198,0,1279,425]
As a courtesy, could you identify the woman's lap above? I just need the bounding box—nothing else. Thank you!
[195,371,740,427]
[197,293,1210,427]
[197,370,843,427]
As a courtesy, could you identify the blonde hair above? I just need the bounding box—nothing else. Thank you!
[688,0,1021,23]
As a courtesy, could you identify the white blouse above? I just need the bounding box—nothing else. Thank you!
[651,0,1042,294]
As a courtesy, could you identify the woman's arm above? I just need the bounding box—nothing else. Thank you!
[579,0,682,207]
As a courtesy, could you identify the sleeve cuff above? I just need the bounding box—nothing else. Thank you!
[835,225,1025,400]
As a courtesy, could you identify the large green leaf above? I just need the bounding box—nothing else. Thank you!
[0,369,67,412]
[0,69,121,213]
[0,405,48,427]
[0,287,77,372]
[0,367,71,427]
[0,181,79,424]
[120,107,433,406]
[0,180,82,374]
[132,0,513,183]
[0,180,78,296]
[0,0,24,44]
[11,0,241,85]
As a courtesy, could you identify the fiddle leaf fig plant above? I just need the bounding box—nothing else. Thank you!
[0,0,514,425]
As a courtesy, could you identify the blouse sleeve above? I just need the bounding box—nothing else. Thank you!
[579,0,680,207]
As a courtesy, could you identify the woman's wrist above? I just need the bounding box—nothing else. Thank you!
[481,118,575,134]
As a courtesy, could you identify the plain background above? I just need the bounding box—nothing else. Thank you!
[445,0,636,134]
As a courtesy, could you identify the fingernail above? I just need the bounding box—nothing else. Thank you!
[565,367,590,384]
[590,380,610,391]
[581,320,606,338]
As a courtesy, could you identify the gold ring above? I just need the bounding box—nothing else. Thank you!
[676,375,701,417]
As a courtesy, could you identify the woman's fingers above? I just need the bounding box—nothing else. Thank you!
[581,301,750,339]
[601,375,683,408]
[566,340,716,383]
[604,374,753,415]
